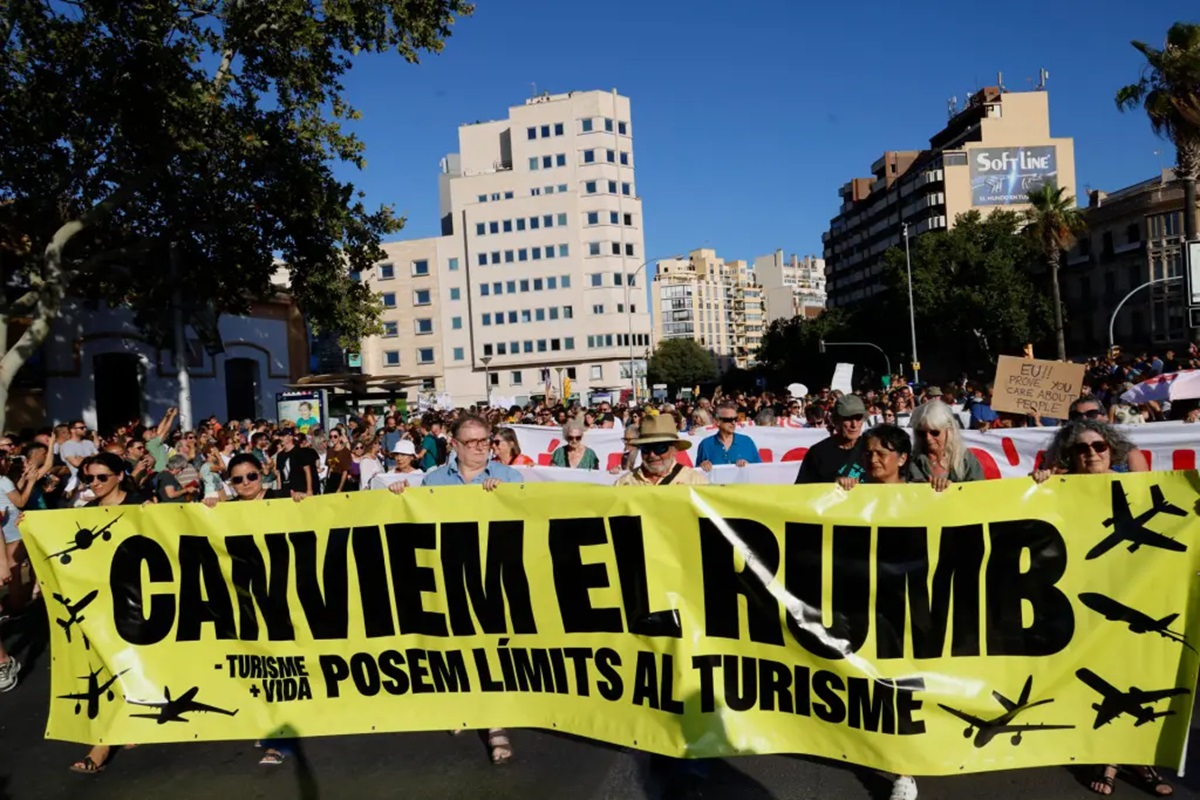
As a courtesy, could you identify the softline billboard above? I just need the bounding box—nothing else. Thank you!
[969,145,1057,206]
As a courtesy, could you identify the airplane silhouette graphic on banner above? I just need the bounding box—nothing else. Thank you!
[1087,483,1187,560]
[53,590,99,649]
[1078,593,1196,653]
[46,516,122,565]
[127,685,238,724]
[1076,668,1191,728]
[58,666,129,720]
[937,676,1074,747]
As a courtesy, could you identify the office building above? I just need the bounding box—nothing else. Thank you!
[753,250,826,322]
[357,89,653,405]
[1062,170,1188,352]
[651,248,764,371]
[823,85,1077,308]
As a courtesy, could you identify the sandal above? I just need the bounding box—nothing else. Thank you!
[487,728,513,765]
[69,756,106,775]
[1131,766,1173,797]
[259,749,285,766]
[1091,765,1117,796]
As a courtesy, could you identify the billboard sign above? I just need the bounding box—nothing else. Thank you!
[969,146,1058,206]
[275,389,327,433]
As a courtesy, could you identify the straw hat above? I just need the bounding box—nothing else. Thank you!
[628,414,691,450]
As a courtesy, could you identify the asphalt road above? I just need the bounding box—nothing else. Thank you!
[4,608,1200,800]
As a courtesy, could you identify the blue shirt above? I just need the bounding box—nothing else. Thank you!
[968,402,998,427]
[695,432,762,466]
[422,459,523,486]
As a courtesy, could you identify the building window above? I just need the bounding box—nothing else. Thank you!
[521,309,532,323]
[533,278,543,291]
[542,155,552,169]
[558,183,568,193]
[504,191,514,199]
[542,214,552,228]
[624,213,632,226]
[611,242,621,255]
[614,273,623,286]
[619,152,629,166]
[480,285,490,297]
[477,253,487,267]
[529,157,539,171]
[589,242,601,256]
[520,279,530,292]
[478,194,487,203]
[564,305,574,319]
[625,243,635,256]
[475,222,486,237]
[591,364,603,380]
[606,149,615,163]
[452,316,462,330]
[556,212,567,227]
[585,181,597,194]
[530,217,540,230]
[549,307,559,320]
[587,211,599,225]
[554,122,564,136]
[413,289,431,306]
[621,182,631,196]
[489,221,499,234]
[490,193,500,201]
[448,257,459,271]
[383,321,398,337]
[581,118,593,132]
[556,153,566,167]
[415,318,433,335]
[609,211,619,224]
[618,121,627,135]
[566,367,577,379]
[418,348,435,365]
[532,247,542,260]
[502,219,512,233]
[412,260,429,276]
[562,275,571,288]
[535,307,545,320]
[382,292,396,309]
[503,250,513,263]
[517,249,528,262]
[565,337,575,350]
[453,347,464,361]
[384,351,400,366]
[508,311,517,323]
[584,150,595,164]
[547,277,557,289]
[483,344,493,356]
[378,263,395,280]
[531,187,541,196]
[541,124,550,138]
[592,304,604,314]
[604,118,613,132]
[511,370,523,385]
[491,251,501,264]
[493,281,502,294]
[350,270,361,282]
[527,126,537,140]
[482,313,491,326]
[537,340,547,352]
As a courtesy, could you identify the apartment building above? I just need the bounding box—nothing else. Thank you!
[753,250,826,322]
[358,90,653,405]
[1061,170,1189,353]
[823,86,1076,308]
[652,248,764,371]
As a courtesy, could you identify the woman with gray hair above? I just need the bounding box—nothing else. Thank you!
[1032,418,1169,798]
[908,400,984,490]
[550,420,599,470]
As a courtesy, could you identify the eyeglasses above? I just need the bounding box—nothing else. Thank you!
[1069,409,1104,421]
[916,429,943,438]
[717,416,738,423]
[72,426,86,432]
[639,442,673,456]
[1072,440,1110,456]
[567,435,583,442]
[457,437,491,449]
[229,472,261,485]
[81,473,116,485]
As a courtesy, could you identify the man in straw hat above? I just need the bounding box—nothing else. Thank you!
[615,414,707,486]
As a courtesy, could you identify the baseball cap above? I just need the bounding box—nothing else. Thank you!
[834,395,867,418]
[391,439,417,456]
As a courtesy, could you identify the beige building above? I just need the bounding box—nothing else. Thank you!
[358,89,653,405]
[823,86,1077,308]
[753,250,826,322]
[1062,170,1189,352]
[652,248,764,371]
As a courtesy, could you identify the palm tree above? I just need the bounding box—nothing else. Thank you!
[1025,183,1086,361]
[1116,22,1200,240]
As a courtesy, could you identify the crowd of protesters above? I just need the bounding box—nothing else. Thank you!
[0,351,1193,797]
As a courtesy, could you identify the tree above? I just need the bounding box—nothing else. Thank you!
[0,0,472,430]
[754,309,850,389]
[646,339,717,392]
[879,210,1055,376]
[1117,22,1200,240]
[1024,184,1085,361]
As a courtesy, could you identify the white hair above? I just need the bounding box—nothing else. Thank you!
[909,400,966,475]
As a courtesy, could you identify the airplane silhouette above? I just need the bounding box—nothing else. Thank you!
[58,666,129,720]
[937,675,1074,747]
[1076,668,1191,728]
[46,516,123,565]
[127,685,238,724]
[1087,483,1187,560]
[52,590,99,649]
[1079,592,1196,653]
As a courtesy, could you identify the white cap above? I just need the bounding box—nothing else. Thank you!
[391,439,416,456]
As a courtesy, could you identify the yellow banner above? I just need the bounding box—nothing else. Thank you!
[21,474,1200,775]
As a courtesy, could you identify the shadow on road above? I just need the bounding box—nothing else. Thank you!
[4,600,48,675]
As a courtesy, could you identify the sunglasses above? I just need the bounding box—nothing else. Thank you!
[916,429,942,438]
[229,472,261,485]
[639,442,673,455]
[1069,409,1104,421]
[717,416,738,423]
[81,473,116,485]
[1072,441,1110,456]
[567,436,583,442]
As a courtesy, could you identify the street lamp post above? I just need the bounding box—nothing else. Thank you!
[625,253,683,404]
[554,366,564,403]
[1108,275,1182,351]
[902,223,920,383]
[820,339,892,383]
[480,355,492,406]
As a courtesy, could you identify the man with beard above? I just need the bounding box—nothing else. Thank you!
[615,414,707,486]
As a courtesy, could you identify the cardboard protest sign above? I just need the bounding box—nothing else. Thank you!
[990,355,1085,419]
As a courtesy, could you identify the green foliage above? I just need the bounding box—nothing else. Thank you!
[1024,184,1085,359]
[754,309,850,388]
[646,338,717,391]
[878,210,1055,373]
[0,0,473,365]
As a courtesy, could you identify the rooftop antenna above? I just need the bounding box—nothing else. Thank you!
[1036,68,1048,91]
[530,82,537,98]
[997,71,1006,92]
[947,96,958,119]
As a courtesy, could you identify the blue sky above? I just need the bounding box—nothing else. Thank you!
[335,0,1195,266]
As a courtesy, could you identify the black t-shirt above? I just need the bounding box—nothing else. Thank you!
[277,447,320,494]
[232,488,291,501]
[156,472,186,504]
[794,437,865,484]
[85,490,147,507]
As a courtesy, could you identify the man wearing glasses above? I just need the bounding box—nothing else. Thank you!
[695,401,762,472]
[60,420,97,481]
[794,395,867,484]
[615,415,707,486]
[389,414,521,492]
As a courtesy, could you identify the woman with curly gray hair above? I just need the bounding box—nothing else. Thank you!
[1033,418,1170,797]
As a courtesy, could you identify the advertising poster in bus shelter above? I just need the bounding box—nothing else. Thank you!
[275,390,327,433]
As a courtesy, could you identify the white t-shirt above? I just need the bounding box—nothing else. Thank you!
[60,439,97,478]
[358,457,384,490]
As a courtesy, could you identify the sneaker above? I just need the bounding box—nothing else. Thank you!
[890,776,918,800]
[0,657,21,692]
